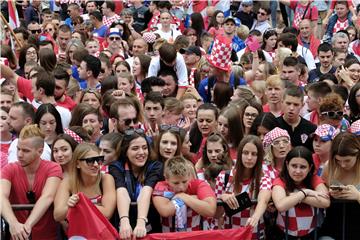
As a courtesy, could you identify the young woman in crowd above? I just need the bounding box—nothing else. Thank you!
[181,93,198,125]
[337,59,360,90]
[218,106,244,159]
[34,103,64,147]
[272,146,330,239]
[195,132,233,179]
[215,135,272,239]
[82,107,103,143]
[320,132,360,239]
[43,22,57,40]
[54,143,117,232]
[0,107,13,168]
[207,10,225,37]
[114,61,131,76]
[241,101,263,135]
[190,13,206,46]
[262,127,292,181]
[99,132,123,173]
[109,129,164,239]
[249,112,278,142]
[51,134,78,176]
[312,124,336,176]
[80,89,102,110]
[65,39,85,65]
[133,54,152,87]
[183,28,198,46]
[18,44,39,77]
[154,125,182,162]
[262,29,278,61]
[190,103,219,163]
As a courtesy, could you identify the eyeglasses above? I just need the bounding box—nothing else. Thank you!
[124,128,145,137]
[30,29,42,34]
[26,191,36,204]
[27,50,37,55]
[79,156,104,166]
[257,11,266,16]
[272,139,290,148]
[159,124,181,133]
[244,112,258,119]
[109,37,121,41]
[115,19,125,25]
[321,111,344,119]
[121,117,137,126]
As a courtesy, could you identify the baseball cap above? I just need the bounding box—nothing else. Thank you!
[224,16,240,26]
[242,0,253,6]
[107,28,121,37]
[179,46,202,57]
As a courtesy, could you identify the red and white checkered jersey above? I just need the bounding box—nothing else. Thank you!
[262,163,279,183]
[333,18,349,33]
[102,14,121,28]
[214,168,272,239]
[161,208,202,232]
[273,176,324,237]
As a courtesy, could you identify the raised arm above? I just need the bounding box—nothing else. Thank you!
[25,176,61,232]
[95,174,116,219]
[1,64,19,86]
[0,179,30,240]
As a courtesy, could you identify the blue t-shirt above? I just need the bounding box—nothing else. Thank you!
[93,25,109,38]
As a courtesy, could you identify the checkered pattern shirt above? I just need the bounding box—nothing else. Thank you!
[273,177,323,237]
[262,163,279,183]
[215,168,272,239]
[102,14,121,28]
[161,208,202,232]
[333,18,349,33]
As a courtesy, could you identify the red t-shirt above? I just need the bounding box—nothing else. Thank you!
[154,179,215,200]
[57,95,77,111]
[290,0,318,29]
[17,76,33,101]
[1,161,63,239]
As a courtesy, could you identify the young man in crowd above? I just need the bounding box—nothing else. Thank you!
[308,43,336,83]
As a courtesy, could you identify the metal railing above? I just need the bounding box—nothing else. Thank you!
[1,200,358,240]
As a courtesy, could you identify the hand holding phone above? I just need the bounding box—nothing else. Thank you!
[330,185,345,191]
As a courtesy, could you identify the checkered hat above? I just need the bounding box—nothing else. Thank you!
[142,32,157,43]
[206,35,232,72]
[314,124,336,141]
[263,127,290,149]
[350,120,360,136]
[64,128,84,143]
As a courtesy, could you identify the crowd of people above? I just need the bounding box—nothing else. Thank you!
[1,0,360,239]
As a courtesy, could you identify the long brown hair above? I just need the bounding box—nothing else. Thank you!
[233,135,264,198]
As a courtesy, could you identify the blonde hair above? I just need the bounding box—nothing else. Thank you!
[236,25,250,41]
[251,80,267,105]
[69,143,101,194]
[117,72,136,94]
[164,156,191,179]
[266,75,285,88]
[164,97,184,115]
[275,47,292,70]
[19,124,45,148]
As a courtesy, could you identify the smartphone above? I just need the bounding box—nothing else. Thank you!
[330,185,344,191]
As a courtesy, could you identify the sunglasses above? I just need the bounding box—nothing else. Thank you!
[159,124,181,133]
[121,117,137,126]
[124,128,145,137]
[45,28,53,32]
[257,11,266,16]
[79,156,104,166]
[26,190,36,204]
[321,111,344,119]
[109,37,121,41]
[31,29,42,34]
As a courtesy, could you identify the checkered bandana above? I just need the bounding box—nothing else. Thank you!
[350,120,360,136]
[263,127,290,149]
[142,32,157,43]
[314,124,336,142]
[206,36,232,71]
[64,128,84,143]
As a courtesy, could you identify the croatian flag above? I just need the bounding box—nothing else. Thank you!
[186,0,231,17]
[8,1,20,29]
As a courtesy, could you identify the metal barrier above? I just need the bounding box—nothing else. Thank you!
[1,200,358,239]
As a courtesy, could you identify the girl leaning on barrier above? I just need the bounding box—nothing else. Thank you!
[272,146,330,240]
[319,132,360,240]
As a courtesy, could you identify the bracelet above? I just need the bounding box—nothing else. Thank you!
[299,189,307,199]
[137,217,148,224]
[120,216,129,221]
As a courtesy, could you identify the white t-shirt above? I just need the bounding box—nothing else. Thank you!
[8,139,52,163]
[297,45,316,70]
[153,28,182,42]
[147,53,188,88]
[32,100,71,129]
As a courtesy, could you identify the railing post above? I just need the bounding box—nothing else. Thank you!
[342,202,346,240]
